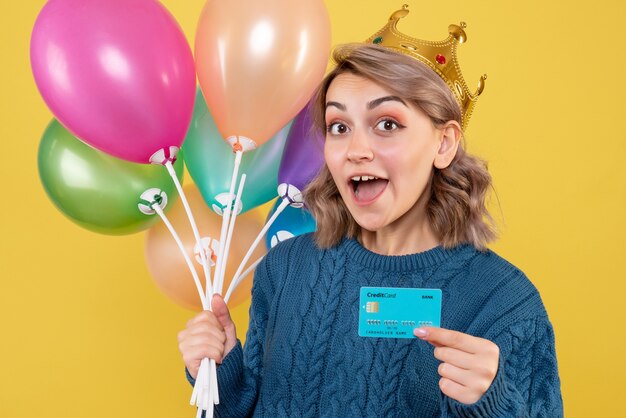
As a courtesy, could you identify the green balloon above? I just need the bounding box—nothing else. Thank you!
[183,88,290,214]
[38,119,184,235]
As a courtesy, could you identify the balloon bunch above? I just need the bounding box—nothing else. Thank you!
[31,0,330,416]
[191,2,330,412]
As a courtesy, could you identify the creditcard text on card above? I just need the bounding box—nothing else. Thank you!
[358,287,442,339]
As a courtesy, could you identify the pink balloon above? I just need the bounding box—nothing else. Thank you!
[30,0,196,164]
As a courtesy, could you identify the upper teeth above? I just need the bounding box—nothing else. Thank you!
[351,176,378,181]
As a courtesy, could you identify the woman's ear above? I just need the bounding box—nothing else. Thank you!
[434,122,462,169]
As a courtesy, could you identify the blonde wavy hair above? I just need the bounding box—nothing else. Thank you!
[304,44,496,250]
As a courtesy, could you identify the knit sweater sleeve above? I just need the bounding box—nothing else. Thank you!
[443,316,563,418]
[185,251,277,418]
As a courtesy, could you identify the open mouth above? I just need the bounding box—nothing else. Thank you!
[350,175,389,203]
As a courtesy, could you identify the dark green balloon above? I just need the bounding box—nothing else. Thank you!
[38,119,184,235]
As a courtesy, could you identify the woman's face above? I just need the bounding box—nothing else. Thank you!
[324,73,444,234]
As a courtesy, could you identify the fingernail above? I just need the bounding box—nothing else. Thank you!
[414,328,428,338]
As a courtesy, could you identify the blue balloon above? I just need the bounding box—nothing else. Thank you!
[265,198,317,249]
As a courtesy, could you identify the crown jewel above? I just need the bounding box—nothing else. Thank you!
[365,4,486,130]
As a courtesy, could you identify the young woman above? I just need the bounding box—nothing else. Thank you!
[177,43,563,417]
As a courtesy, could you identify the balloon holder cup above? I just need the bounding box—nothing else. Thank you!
[278,183,304,208]
[226,136,257,152]
[194,237,219,266]
[212,193,243,216]
[271,230,296,248]
[138,189,169,215]
[149,146,180,166]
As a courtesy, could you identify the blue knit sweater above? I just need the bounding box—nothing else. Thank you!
[187,234,563,417]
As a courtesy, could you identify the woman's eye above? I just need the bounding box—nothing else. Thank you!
[327,122,349,135]
[375,119,399,132]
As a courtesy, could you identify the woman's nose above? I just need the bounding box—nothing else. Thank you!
[346,131,373,162]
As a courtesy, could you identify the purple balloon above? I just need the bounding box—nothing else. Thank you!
[30,0,196,164]
[278,101,325,192]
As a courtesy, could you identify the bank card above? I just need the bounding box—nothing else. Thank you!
[358,287,442,339]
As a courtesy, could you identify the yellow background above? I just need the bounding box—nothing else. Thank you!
[1,0,624,416]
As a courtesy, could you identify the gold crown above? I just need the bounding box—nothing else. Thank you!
[365,4,487,130]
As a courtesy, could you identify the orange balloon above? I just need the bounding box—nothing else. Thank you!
[195,0,331,151]
[145,185,266,311]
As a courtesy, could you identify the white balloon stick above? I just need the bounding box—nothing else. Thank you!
[213,150,243,296]
[192,358,218,414]
[211,358,220,405]
[189,244,217,416]
[190,377,199,406]
[225,198,289,302]
[218,173,247,295]
[207,401,214,418]
[207,273,218,412]
[149,189,216,417]
[190,358,206,406]
[165,161,213,301]
[154,157,218,418]
[199,359,214,417]
[205,360,211,410]
[154,205,207,309]
[194,149,243,418]
[224,255,264,304]
[203,175,248,407]
[205,261,213,309]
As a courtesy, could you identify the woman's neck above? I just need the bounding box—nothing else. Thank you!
[359,205,440,256]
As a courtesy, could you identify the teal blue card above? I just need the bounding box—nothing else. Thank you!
[359,287,442,338]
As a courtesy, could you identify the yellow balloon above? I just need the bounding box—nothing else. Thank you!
[195,0,331,150]
[144,185,266,311]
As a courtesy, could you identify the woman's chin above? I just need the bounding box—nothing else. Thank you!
[353,216,387,233]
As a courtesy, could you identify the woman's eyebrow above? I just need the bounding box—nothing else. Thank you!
[326,101,346,111]
[367,96,407,109]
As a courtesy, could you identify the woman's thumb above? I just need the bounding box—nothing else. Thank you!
[212,294,237,344]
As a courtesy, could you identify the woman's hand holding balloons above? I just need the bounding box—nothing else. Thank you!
[178,295,238,380]
[414,327,500,405]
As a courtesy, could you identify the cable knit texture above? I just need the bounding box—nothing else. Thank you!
[186,234,563,417]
